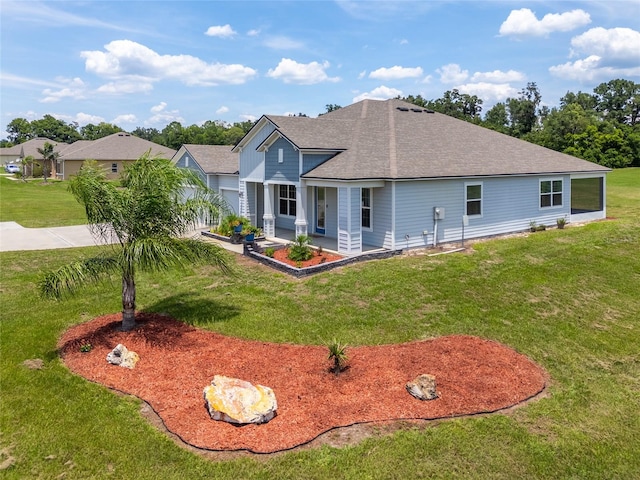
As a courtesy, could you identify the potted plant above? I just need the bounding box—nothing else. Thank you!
[556,216,567,229]
[232,220,243,234]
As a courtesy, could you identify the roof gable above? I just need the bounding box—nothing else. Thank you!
[178,144,238,174]
[60,132,176,160]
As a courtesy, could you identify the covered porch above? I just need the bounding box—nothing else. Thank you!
[263,226,385,256]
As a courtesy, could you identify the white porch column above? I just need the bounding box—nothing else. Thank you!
[262,183,275,237]
[294,181,308,237]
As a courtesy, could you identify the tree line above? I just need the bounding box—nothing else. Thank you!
[3,78,638,168]
[2,118,255,151]
[398,78,639,168]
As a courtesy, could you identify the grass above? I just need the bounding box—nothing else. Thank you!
[0,176,87,227]
[1,168,639,478]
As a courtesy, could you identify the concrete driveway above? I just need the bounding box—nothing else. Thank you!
[0,222,112,252]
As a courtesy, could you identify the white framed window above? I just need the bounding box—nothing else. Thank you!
[362,188,372,229]
[278,148,284,163]
[278,184,296,216]
[465,182,482,216]
[540,179,563,208]
[111,163,118,173]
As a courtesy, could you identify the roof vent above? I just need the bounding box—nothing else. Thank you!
[396,107,409,112]
[410,108,423,113]
[425,109,435,114]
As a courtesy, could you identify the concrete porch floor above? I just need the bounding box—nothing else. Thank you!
[264,227,384,255]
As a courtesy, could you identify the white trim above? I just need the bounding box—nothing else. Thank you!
[464,181,483,218]
[361,187,373,231]
[304,179,384,189]
[539,177,564,210]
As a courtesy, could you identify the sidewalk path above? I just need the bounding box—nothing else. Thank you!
[0,222,111,252]
[0,222,243,254]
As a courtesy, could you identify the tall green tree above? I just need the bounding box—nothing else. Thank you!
[6,118,33,144]
[80,122,124,140]
[593,79,640,125]
[40,153,232,331]
[31,115,81,143]
[36,141,60,181]
[506,82,542,137]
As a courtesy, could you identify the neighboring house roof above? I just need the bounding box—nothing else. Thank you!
[239,99,610,181]
[0,137,68,159]
[178,144,238,174]
[59,132,176,160]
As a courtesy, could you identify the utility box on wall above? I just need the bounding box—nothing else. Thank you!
[433,207,445,220]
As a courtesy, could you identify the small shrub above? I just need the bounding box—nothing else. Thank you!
[536,224,547,231]
[265,247,275,258]
[529,220,537,232]
[80,343,92,353]
[287,235,313,262]
[557,217,567,229]
[327,340,348,374]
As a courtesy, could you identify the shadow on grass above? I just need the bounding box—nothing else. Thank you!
[143,292,242,327]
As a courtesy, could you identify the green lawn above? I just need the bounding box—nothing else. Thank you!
[0,176,87,227]
[1,168,638,479]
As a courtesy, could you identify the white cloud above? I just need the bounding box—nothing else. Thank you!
[470,70,525,83]
[437,64,468,84]
[454,83,519,102]
[216,106,229,115]
[266,58,340,84]
[239,114,257,122]
[369,66,424,81]
[40,77,87,103]
[53,112,105,126]
[358,70,367,80]
[112,114,137,124]
[263,35,305,50]
[352,85,402,103]
[247,29,261,37]
[499,8,591,37]
[145,102,184,125]
[400,39,409,45]
[95,81,153,95]
[81,40,257,87]
[205,24,236,38]
[151,102,167,114]
[550,27,640,81]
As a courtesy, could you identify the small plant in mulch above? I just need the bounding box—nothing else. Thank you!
[287,235,313,262]
[327,340,348,374]
[80,343,92,353]
[264,247,275,258]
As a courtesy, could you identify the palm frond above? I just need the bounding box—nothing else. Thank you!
[39,256,120,299]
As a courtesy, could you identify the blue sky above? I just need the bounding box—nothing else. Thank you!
[1,1,639,138]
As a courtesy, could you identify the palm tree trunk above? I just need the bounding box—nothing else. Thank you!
[121,271,136,331]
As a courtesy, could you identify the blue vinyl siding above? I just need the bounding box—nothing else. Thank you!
[393,175,572,248]
[362,183,392,248]
[174,152,206,183]
[302,153,334,175]
[239,126,273,181]
[265,138,299,183]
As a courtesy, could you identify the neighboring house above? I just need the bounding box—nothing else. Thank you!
[232,98,609,256]
[0,138,67,174]
[57,132,176,180]
[172,144,239,213]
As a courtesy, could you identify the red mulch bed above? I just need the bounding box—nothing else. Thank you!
[270,248,343,268]
[59,313,547,454]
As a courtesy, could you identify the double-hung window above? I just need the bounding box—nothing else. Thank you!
[111,163,118,173]
[361,188,372,229]
[540,179,562,208]
[279,185,296,216]
[465,183,482,216]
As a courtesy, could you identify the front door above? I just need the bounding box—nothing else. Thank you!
[316,187,326,235]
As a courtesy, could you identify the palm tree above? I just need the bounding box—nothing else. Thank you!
[36,141,59,181]
[40,152,231,331]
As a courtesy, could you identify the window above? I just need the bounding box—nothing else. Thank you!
[279,185,296,216]
[278,148,284,163]
[540,179,562,208]
[465,183,482,216]
[362,188,372,229]
[111,163,118,173]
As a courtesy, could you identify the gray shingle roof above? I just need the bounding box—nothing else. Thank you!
[59,132,175,161]
[0,138,67,158]
[181,144,238,174]
[258,99,610,180]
